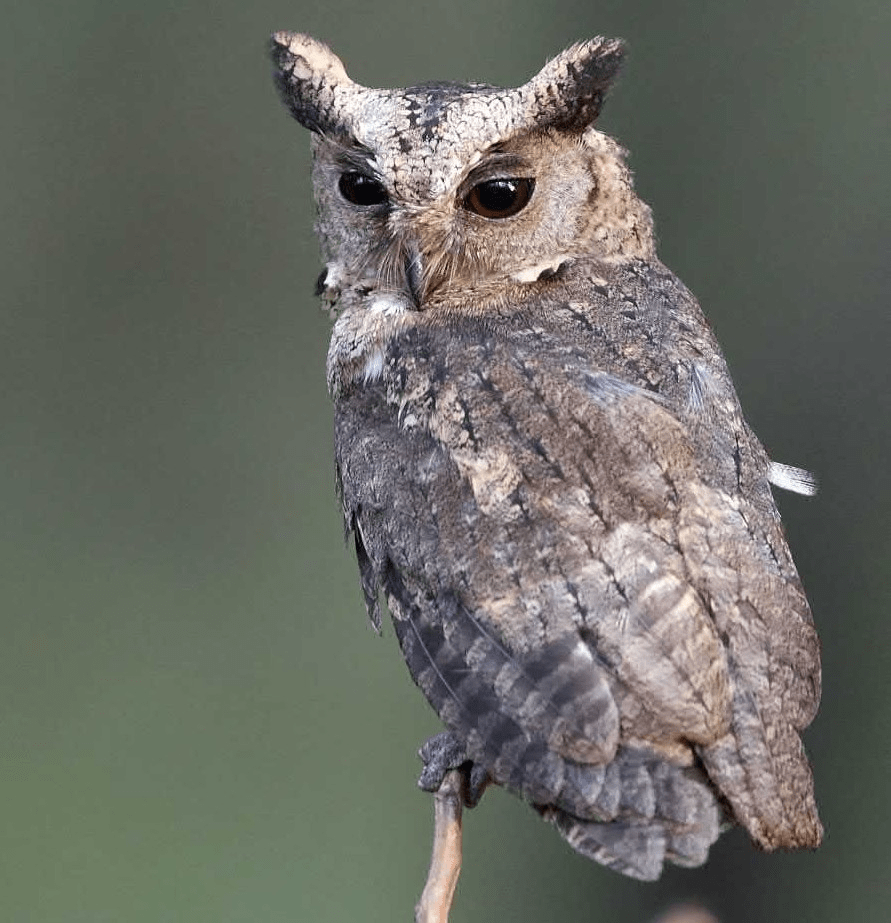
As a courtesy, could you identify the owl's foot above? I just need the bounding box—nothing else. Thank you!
[417,731,491,807]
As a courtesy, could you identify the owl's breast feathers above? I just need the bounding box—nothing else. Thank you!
[332,259,821,879]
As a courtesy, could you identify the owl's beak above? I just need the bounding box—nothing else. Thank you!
[404,245,424,308]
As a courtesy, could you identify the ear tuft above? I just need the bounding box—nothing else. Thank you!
[269,32,360,135]
[521,38,626,132]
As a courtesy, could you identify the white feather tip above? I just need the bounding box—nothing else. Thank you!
[768,461,819,497]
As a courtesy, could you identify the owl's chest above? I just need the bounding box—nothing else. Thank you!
[336,317,677,534]
[333,291,759,540]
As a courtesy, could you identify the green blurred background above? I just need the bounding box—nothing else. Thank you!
[3,0,889,920]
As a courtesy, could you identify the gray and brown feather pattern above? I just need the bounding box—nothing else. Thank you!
[270,32,822,880]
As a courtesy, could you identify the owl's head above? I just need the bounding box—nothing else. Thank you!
[271,33,654,311]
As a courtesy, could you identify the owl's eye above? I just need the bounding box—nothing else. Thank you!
[338,172,388,206]
[463,178,534,219]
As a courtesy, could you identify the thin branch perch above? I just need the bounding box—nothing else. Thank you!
[415,769,465,923]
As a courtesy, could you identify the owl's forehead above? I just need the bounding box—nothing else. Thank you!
[352,83,519,200]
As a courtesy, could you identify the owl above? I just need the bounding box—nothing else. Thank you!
[269,33,823,880]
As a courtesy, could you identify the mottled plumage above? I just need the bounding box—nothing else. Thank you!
[269,33,822,880]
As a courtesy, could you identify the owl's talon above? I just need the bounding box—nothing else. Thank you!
[418,731,490,807]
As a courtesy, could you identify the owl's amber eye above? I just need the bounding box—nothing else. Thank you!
[463,178,534,219]
[339,172,388,206]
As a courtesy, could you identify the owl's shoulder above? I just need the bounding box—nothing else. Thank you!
[340,258,731,415]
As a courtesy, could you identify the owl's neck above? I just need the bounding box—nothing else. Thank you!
[576,128,656,263]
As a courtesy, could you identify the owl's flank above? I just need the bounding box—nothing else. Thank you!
[270,33,822,882]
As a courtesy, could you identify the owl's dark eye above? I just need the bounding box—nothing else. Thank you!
[463,178,534,219]
[338,171,388,206]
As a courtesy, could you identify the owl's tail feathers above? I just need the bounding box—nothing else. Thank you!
[698,720,823,851]
[542,795,721,880]
[543,809,667,881]
[540,749,725,880]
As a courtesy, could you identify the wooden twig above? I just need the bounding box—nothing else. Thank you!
[413,761,718,923]
[415,769,465,923]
